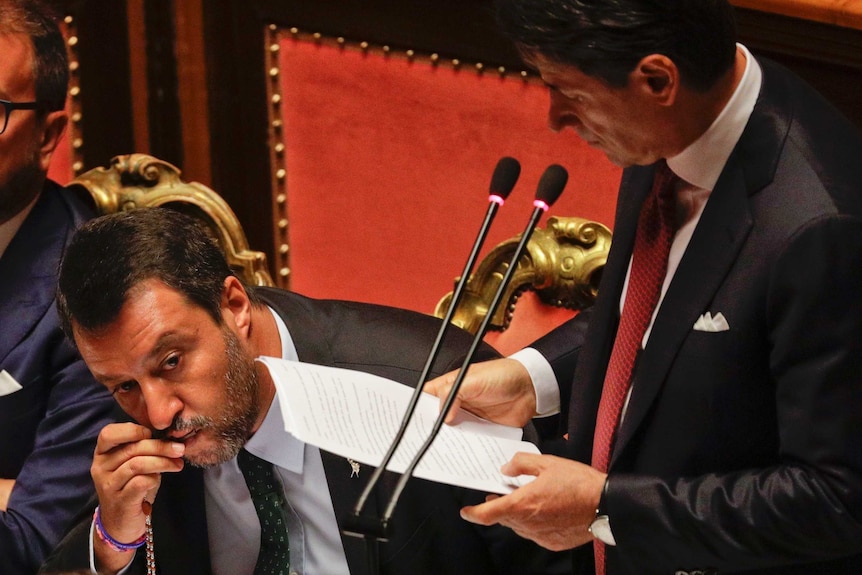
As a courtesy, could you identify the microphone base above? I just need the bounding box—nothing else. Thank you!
[341,513,392,542]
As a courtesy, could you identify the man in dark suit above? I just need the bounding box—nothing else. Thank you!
[41,207,568,575]
[0,1,118,572]
[426,0,862,573]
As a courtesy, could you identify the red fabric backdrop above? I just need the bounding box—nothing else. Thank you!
[279,38,622,321]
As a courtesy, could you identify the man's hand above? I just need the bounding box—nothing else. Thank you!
[460,452,607,551]
[91,422,185,572]
[0,478,14,511]
[423,358,537,427]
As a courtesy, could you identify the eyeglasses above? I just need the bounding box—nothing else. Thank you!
[0,99,48,135]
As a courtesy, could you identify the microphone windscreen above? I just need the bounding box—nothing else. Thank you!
[489,157,521,199]
[535,164,568,206]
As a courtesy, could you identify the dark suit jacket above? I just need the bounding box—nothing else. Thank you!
[533,59,862,575]
[41,288,570,575]
[0,182,119,574]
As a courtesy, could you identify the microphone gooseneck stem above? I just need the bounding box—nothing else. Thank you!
[349,197,505,525]
[381,200,552,523]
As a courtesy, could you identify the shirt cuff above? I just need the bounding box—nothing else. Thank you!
[510,347,560,417]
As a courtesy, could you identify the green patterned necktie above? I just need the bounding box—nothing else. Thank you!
[237,449,291,575]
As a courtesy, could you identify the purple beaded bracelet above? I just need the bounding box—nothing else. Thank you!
[93,505,147,552]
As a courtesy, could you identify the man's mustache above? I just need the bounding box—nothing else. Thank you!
[150,415,211,441]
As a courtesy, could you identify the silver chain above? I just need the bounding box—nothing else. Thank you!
[143,501,155,575]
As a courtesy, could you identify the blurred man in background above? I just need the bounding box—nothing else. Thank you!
[0,1,118,572]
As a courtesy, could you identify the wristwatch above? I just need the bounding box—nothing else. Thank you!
[589,477,616,546]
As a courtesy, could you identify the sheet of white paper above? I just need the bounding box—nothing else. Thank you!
[257,356,538,494]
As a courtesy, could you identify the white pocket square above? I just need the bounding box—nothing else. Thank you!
[693,311,729,332]
[0,370,23,397]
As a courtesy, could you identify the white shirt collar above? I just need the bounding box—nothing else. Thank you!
[242,306,303,473]
[668,44,762,191]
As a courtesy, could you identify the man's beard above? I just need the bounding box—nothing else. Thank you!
[171,328,261,468]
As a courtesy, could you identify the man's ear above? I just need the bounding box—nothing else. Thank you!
[634,54,679,106]
[37,110,68,172]
[221,276,253,338]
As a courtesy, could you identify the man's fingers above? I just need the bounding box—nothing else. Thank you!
[93,422,186,505]
[118,438,185,461]
[95,422,153,454]
[501,451,547,477]
[460,493,511,526]
[425,359,537,427]
[96,437,185,472]
[101,455,184,493]
[440,395,463,424]
[423,370,458,397]
[121,454,185,479]
[423,371,464,424]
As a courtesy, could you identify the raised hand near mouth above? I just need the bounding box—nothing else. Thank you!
[90,422,185,574]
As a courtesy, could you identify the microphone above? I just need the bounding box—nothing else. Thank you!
[488,156,521,200]
[343,157,521,546]
[375,164,568,534]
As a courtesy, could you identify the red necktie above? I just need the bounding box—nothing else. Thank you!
[592,161,678,575]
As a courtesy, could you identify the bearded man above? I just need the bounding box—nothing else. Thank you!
[40,207,571,575]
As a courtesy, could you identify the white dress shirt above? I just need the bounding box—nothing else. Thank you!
[516,43,763,417]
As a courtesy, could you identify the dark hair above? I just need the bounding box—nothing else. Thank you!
[495,0,737,91]
[0,0,69,111]
[57,208,258,338]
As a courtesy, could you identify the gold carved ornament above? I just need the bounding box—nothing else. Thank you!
[66,153,274,288]
[435,216,611,334]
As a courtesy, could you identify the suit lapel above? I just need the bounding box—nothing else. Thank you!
[322,450,376,575]
[610,63,789,465]
[596,169,652,318]
[0,186,70,363]
[612,159,754,465]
